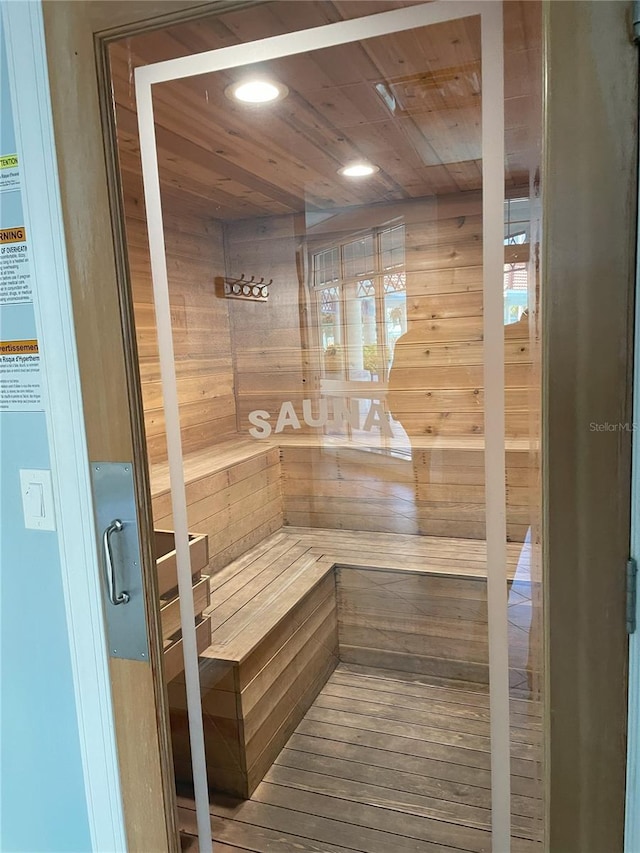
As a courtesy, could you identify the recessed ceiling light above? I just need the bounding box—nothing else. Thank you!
[226,78,288,104]
[338,162,379,178]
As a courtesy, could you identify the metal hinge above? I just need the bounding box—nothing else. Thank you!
[628,558,638,634]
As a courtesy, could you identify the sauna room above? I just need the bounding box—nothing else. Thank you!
[107,1,542,850]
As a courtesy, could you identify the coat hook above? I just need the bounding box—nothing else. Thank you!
[221,273,270,302]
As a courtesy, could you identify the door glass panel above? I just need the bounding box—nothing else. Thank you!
[110,2,543,849]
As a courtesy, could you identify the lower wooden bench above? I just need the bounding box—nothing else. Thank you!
[167,532,338,798]
[166,526,537,799]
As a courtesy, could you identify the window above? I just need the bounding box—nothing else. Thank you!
[504,260,528,324]
[504,198,530,324]
[319,285,342,368]
[313,223,406,382]
[313,246,340,288]
[312,223,407,453]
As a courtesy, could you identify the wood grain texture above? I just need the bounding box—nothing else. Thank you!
[151,442,283,573]
[112,13,539,478]
[281,442,534,541]
[386,195,535,446]
[168,534,338,798]
[116,80,538,545]
[160,576,210,642]
[108,658,174,852]
[168,524,538,802]
[225,197,535,451]
[154,528,210,682]
[154,531,208,597]
[108,3,540,216]
[119,160,238,465]
[337,563,538,688]
[544,2,635,851]
[163,617,212,684]
[178,663,542,852]
[223,213,314,440]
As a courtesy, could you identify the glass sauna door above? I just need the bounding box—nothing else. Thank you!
[126,3,543,850]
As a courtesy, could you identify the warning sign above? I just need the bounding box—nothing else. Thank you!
[0,339,38,354]
[0,226,25,243]
[0,338,43,412]
[0,153,20,193]
[0,223,32,304]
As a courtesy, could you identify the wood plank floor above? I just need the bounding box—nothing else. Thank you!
[178,664,543,852]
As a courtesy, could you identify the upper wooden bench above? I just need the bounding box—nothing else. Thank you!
[150,440,283,573]
[149,433,534,583]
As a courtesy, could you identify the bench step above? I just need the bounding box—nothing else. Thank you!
[203,531,335,662]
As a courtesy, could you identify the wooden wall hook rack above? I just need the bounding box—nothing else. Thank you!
[221,274,272,302]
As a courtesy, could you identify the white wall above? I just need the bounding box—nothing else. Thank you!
[0,3,125,850]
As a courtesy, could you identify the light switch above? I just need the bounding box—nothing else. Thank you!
[19,469,56,531]
[26,482,44,517]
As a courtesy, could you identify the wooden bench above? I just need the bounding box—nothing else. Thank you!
[166,526,537,799]
[151,440,282,574]
[167,530,338,798]
[151,436,537,797]
[150,436,535,575]
[317,528,538,688]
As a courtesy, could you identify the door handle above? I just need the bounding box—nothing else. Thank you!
[103,518,130,605]
[91,463,147,660]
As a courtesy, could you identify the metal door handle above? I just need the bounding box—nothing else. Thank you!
[103,518,130,605]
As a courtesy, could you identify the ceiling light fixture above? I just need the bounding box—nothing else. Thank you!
[226,78,288,104]
[338,162,379,178]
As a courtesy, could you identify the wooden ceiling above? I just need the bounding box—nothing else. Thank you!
[110,1,541,220]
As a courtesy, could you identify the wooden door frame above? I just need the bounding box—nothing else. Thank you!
[41,0,636,850]
[40,2,235,850]
[543,2,636,850]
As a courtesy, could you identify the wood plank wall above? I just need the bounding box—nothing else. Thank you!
[224,192,534,442]
[386,191,532,439]
[223,213,317,436]
[280,444,533,542]
[231,191,537,542]
[116,119,238,466]
[338,567,490,684]
[110,24,539,551]
[281,445,417,535]
[412,446,534,542]
[120,159,536,546]
[337,567,540,691]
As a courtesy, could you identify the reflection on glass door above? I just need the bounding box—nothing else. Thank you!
[115,2,544,850]
[313,224,409,451]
